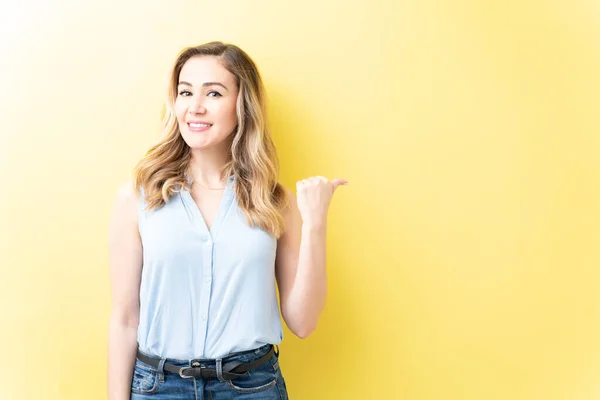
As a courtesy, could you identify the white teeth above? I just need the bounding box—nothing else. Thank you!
[189,123,211,128]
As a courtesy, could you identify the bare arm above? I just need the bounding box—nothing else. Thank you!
[275,177,347,338]
[107,181,143,400]
[275,186,328,338]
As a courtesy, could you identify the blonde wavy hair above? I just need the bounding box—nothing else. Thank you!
[134,42,287,237]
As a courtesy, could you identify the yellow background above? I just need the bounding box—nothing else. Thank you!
[1,0,598,399]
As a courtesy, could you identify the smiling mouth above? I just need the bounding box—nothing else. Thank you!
[187,122,213,131]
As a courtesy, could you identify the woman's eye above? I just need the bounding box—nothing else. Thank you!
[178,90,192,96]
[207,91,222,98]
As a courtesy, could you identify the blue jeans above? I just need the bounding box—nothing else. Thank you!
[130,344,289,399]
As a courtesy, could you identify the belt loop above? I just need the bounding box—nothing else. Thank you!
[274,344,279,356]
[216,358,226,382]
[157,358,166,383]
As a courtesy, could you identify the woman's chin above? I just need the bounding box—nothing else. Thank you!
[181,135,212,149]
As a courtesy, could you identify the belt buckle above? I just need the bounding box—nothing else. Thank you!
[179,362,203,379]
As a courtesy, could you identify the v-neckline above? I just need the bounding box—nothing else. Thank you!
[181,175,235,240]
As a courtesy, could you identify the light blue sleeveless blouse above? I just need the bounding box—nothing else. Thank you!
[136,175,283,359]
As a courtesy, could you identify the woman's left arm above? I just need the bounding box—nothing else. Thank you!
[275,176,348,339]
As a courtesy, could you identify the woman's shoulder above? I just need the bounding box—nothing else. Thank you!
[109,180,142,228]
[115,180,140,200]
[277,182,295,206]
[275,183,297,225]
[113,180,145,211]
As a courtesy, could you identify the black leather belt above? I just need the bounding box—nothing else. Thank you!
[136,345,276,380]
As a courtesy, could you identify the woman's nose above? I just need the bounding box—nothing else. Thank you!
[188,98,206,115]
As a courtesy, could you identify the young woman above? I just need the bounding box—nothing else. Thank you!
[107,41,347,399]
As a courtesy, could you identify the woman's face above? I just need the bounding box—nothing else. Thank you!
[175,56,239,150]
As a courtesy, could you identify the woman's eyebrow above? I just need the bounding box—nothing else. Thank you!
[178,81,229,91]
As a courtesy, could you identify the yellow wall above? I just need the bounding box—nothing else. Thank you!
[1,0,598,399]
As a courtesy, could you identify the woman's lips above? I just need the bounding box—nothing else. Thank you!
[188,122,212,132]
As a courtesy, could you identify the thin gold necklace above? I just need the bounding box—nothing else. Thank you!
[192,181,226,191]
